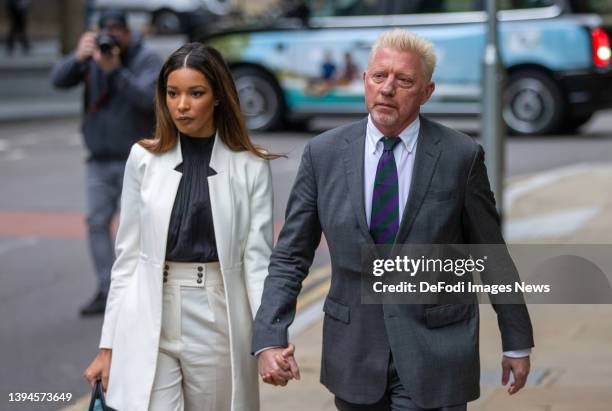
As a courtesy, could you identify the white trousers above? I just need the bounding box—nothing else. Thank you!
[149,261,232,411]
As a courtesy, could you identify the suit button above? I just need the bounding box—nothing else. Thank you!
[197,278,203,284]
[163,271,168,276]
[197,266,203,271]
[164,264,169,270]
[197,272,203,278]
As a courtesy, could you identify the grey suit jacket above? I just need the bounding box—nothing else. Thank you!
[253,116,534,408]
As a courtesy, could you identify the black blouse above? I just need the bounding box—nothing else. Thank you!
[165,133,219,262]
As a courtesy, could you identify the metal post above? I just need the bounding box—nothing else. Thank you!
[482,0,505,220]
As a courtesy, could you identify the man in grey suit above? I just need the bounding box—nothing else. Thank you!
[253,29,534,410]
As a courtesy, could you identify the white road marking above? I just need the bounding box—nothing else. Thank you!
[67,135,81,146]
[505,206,601,241]
[18,133,40,145]
[504,163,595,213]
[5,148,26,160]
[0,237,39,255]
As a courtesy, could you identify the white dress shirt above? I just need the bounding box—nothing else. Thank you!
[364,115,419,228]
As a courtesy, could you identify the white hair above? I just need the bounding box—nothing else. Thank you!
[369,29,437,81]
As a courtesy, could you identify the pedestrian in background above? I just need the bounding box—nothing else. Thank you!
[50,9,162,316]
[84,43,280,410]
[5,0,31,55]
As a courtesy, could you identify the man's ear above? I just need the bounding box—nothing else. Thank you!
[421,81,435,105]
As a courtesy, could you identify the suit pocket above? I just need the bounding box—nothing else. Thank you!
[323,297,350,324]
[424,304,473,328]
[423,189,456,203]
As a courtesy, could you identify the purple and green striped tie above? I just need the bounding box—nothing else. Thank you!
[370,137,401,244]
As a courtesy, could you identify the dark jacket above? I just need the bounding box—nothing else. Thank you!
[51,34,162,161]
[253,116,534,408]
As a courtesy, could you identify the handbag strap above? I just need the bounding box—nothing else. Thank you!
[88,379,108,411]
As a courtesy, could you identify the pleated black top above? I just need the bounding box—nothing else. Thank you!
[165,133,219,262]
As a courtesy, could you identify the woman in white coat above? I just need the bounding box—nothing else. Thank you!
[84,43,283,411]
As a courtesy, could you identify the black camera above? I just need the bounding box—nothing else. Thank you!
[96,30,119,56]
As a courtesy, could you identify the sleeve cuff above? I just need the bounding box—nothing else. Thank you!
[503,348,532,358]
[254,346,282,357]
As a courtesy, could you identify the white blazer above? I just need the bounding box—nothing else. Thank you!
[99,136,273,411]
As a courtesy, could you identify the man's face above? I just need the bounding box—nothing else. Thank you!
[364,47,435,136]
[102,21,131,51]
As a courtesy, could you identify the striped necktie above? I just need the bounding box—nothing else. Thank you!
[370,137,401,244]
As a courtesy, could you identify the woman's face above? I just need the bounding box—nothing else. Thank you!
[166,67,217,137]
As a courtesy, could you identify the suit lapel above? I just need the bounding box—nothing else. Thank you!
[395,116,442,243]
[149,137,183,261]
[343,119,374,243]
[207,135,233,268]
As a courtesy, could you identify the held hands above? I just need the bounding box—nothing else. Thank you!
[257,344,301,386]
[501,355,530,395]
[84,348,112,392]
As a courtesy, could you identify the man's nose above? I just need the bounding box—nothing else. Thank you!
[380,77,395,96]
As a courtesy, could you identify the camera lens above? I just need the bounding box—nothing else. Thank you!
[96,30,119,56]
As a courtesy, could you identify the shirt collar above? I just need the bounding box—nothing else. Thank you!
[366,115,420,155]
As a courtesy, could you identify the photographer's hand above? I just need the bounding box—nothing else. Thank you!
[76,32,96,62]
[93,46,121,74]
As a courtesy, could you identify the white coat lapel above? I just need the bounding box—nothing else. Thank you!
[208,135,234,269]
[149,137,183,262]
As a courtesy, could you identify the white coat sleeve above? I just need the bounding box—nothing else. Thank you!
[99,144,145,348]
[243,158,274,318]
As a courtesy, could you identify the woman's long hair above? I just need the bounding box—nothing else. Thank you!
[140,43,282,160]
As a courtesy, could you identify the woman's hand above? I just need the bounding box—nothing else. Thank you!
[84,348,112,391]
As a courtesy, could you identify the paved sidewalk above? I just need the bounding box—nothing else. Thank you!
[260,164,612,411]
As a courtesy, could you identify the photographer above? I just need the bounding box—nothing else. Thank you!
[51,9,162,316]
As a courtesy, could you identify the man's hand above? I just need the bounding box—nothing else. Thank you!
[501,355,530,395]
[276,343,300,380]
[93,46,121,74]
[257,344,301,386]
[76,32,96,62]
